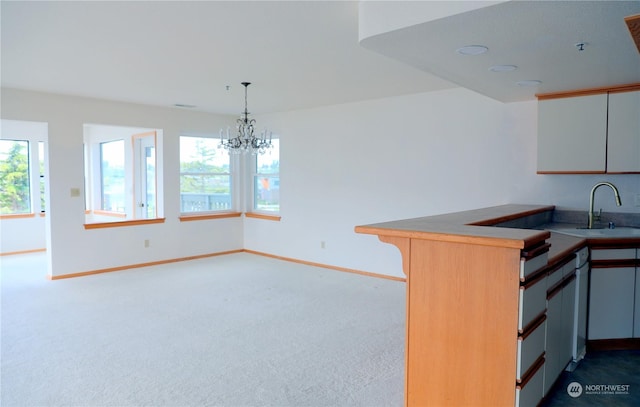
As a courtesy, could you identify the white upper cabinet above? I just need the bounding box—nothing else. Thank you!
[537,86,640,174]
[607,90,640,173]
[537,94,607,173]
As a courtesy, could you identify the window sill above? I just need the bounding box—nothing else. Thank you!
[0,213,37,220]
[91,210,127,218]
[179,212,242,222]
[245,212,281,221]
[84,218,166,229]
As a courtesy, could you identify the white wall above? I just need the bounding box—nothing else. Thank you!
[1,88,241,277]
[245,88,530,277]
[245,88,639,278]
[2,86,638,279]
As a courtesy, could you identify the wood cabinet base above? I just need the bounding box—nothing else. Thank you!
[390,238,522,406]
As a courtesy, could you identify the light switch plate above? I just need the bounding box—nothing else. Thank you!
[70,188,80,197]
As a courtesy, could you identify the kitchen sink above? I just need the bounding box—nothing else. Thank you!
[550,227,640,238]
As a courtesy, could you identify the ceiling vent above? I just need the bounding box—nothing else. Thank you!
[626,14,640,54]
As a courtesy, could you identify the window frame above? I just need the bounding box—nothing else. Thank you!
[250,138,280,216]
[83,124,163,226]
[38,141,46,213]
[99,139,126,214]
[0,139,32,215]
[178,135,235,216]
[0,131,46,217]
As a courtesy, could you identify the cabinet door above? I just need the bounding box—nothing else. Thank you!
[537,94,607,173]
[574,267,589,360]
[607,90,640,173]
[544,290,563,395]
[589,267,635,339]
[561,276,576,366]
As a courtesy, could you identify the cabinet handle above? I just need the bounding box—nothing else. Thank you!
[520,312,547,340]
[516,353,545,388]
[522,243,551,260]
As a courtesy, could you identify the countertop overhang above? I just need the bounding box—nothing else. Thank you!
[356,204,640,265]
[355,204,554,250]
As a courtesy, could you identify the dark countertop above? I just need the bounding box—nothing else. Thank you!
[547,232,586,265]
[355,204,553,250]
[356,204,639,267]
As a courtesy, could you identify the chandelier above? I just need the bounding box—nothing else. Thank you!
[219,82,272,155]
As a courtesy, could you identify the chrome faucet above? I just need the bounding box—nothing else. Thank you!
[588,182,622,229]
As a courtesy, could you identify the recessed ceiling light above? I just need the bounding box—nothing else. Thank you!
[517,80,542,87]
[456,45,489,56]
[489,65,518,72]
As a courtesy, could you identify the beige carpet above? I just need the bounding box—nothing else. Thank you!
[1,252,405,407]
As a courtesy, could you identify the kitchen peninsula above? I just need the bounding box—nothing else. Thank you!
[356,204,639,407]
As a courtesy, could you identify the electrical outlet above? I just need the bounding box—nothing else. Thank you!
[320,241,326,249]
[144,239,150,248]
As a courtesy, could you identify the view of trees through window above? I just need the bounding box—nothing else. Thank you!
[0,140,31,214]
[254,139,279,212]
[180,136,231,212]
[100,140,125,212]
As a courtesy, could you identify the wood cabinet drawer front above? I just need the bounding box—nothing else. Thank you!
[516,317,546,382]
[520,252,549,281]
[519,275,547,332]
[591,248,636,261]
[515,356,545,407]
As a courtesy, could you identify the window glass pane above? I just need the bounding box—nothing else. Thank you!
[100,140,125,212]
[38,141,45,212]
[145,145,155,218]
[181,175,232,211]
[254,175,279,212]
[0,140,31,214]
[180,136,231,212]
[254,139,279,212]
[256,139,279,174]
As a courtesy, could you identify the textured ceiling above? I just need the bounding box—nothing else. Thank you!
[361,0,640,102]
[0,1,454,115]
[2,1,639,114]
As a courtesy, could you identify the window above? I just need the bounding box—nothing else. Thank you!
[133,133,156,218]
[0,120,47,217]
[0,140,31,214]
[253,139,279,212]
[180,136,232,213]
[100,140,125,213]
[38,141,45,212]
[84,124,162,224]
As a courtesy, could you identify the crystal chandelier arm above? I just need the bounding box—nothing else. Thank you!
[219,81,273,155]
